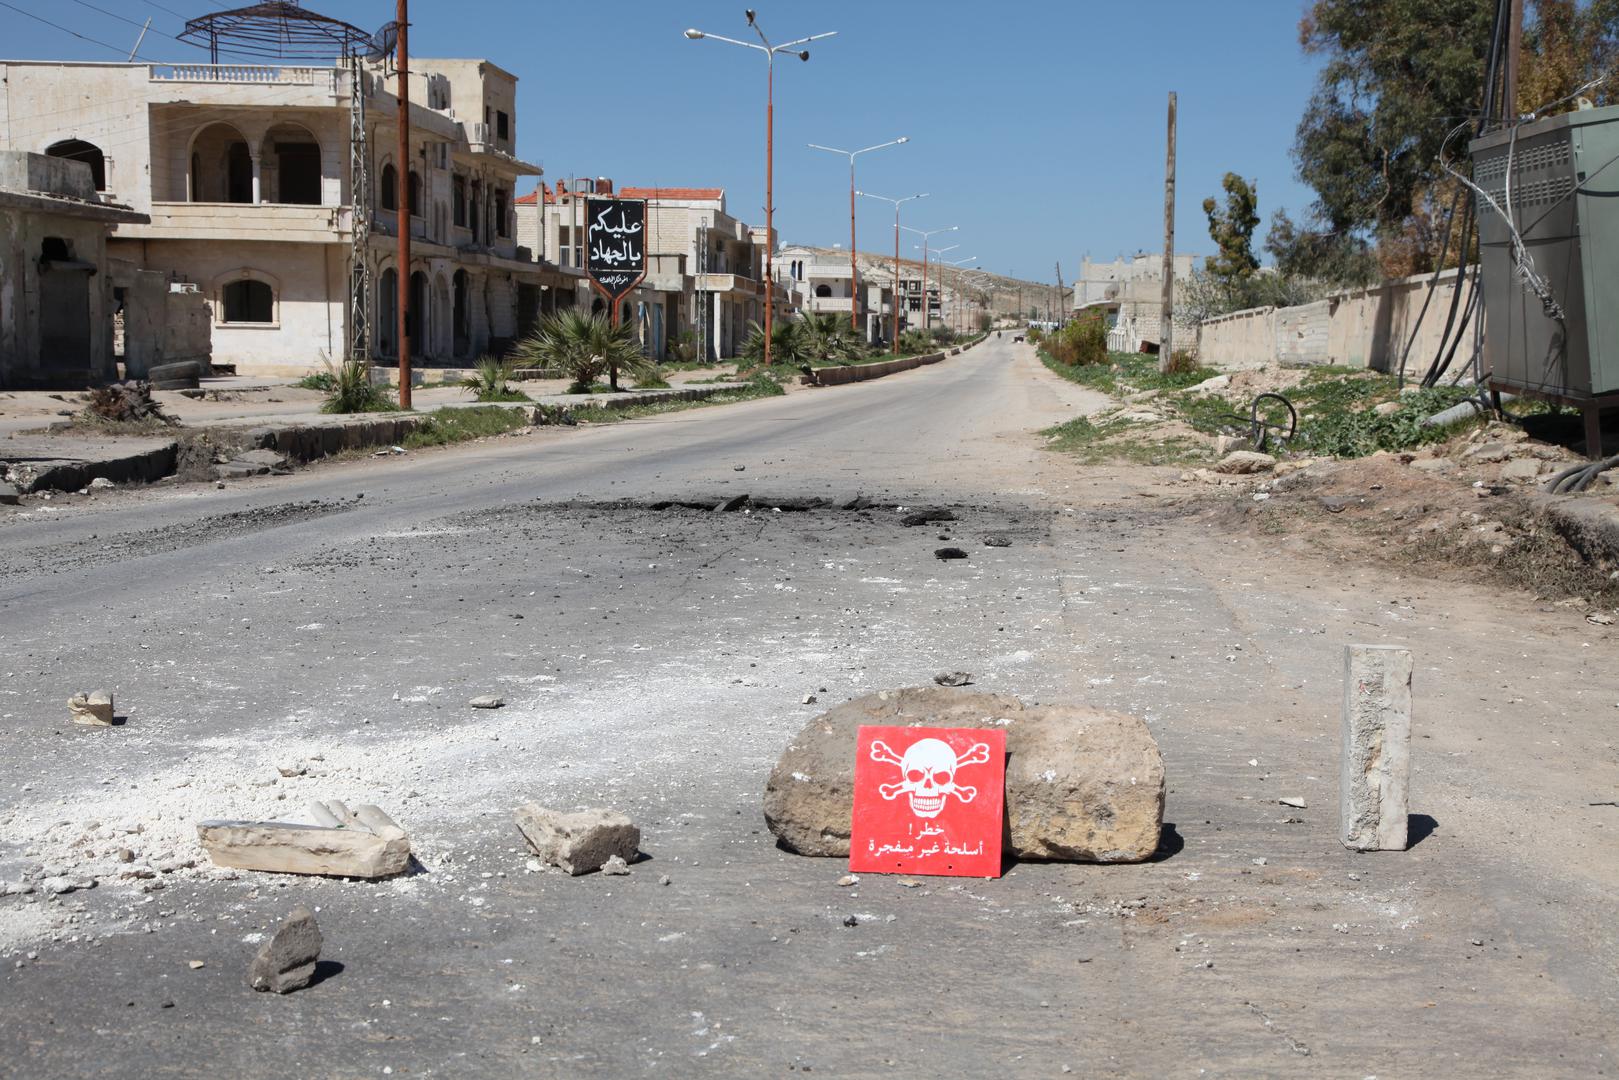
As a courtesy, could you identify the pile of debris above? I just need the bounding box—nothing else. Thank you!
[85,381,172,426]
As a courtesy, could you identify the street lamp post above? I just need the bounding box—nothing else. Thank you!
[685,13,836,368]
[807,136,908,335]
[902,224,957,333]
[913,241,958,331]
[936,257,977,333]
[856,190,927,354]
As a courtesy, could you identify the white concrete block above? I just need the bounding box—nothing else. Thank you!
[1341,645,1412,851]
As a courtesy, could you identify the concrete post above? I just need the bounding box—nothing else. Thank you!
[1341,645,1412,851]
[250,152,262,205]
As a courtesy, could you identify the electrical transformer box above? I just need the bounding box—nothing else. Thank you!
[1471,104,1619,401]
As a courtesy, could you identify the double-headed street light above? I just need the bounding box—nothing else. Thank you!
[856,190,927,354]
[901,224,957,332]
[685,13,837,368]
[807,136,909,334]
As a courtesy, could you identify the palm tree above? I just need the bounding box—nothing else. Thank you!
[512,310,653,393]
[799,313,867,366]
[741,318,812,369]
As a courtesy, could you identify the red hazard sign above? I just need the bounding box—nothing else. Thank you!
[849,725,1006,878]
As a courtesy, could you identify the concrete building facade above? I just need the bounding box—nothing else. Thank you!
[1074,252,1197,352]
[0,57,567,376]
[0,151,147,388]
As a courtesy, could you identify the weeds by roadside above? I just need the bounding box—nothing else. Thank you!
[1041,349,1218,396]
[1039,414,1210,467]
[401,405,531,448]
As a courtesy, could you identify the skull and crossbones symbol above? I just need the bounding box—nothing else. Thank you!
[871,737,992,818]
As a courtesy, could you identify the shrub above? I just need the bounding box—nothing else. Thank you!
[458,356,529,402]
[1046,312,1108,366]
[294,371,337,392]
[1163,349,1199,374]
[319,355,397,414]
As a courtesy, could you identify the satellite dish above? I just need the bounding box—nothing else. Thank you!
[365,21,399,62]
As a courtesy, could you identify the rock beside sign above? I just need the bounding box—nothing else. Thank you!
[763,687,1164,863]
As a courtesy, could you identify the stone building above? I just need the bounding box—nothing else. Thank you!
[0,57,569,375]
[1073,252,1197,351]
[518,180,777,361]
[0,151,147,388]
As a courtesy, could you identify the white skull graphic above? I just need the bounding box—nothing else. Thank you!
[872,737,992,818]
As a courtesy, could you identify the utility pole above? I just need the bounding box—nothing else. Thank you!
[395,0,412,409]
[1055,261,1064,326]
[1505,0,1524,123]
[1158,90,1177,375]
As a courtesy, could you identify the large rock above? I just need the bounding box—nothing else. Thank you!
[514,806,640,875]
[1213,451,1277,475]
[763,688,1164,863]
[249,905,323,993]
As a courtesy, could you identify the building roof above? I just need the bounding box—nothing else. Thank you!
[516,183,725,207]
[619,187,723,201]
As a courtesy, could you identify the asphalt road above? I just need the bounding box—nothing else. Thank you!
[2,338,1616,1078]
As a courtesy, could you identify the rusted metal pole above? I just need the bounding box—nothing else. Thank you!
[763,56,775,368]
[893,204,906,354]
[849,156,859,333]
[1158,90,1177,375]
[395,0,411,409]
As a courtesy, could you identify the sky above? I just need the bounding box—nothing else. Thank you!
[1,0,1329,283]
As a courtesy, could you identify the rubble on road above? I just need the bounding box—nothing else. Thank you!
[934,547,969,560]
[197,801,411,879]
[513,805,640,876]
[248,905,324,994]
[902,509,957,527]
[764,687,1165,863]
[932,671,973,687]
[468,695,505,709]
[601,855,631,876]
[68,690,115,727]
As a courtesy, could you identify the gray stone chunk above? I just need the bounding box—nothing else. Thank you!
[513,805,640,876]
[68,690,115,726]
[1341,645,1412,852]
[1500,457,1542,482]
[249,905,322,994]
[0,482,19,505]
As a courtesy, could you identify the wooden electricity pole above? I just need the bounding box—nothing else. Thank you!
[395,0,412,409]
[1159,90,1177,374]
[1505,0,1524,123]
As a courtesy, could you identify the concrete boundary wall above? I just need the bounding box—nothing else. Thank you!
[1197,267,1477,373]
[813,351,945,385]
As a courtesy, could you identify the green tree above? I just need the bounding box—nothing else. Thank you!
[1203,172,1261,297]
[1287,0,1619,282]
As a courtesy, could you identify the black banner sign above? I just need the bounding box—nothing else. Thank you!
[585,197,647,303]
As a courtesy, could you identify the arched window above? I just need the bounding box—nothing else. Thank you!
[380,164,398,211]
[222,279,274,323]
[814,284,832,298]
[46,139,106,191]
[408,171,422,217]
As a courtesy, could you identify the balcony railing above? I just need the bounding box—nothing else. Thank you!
[148,64,337,87]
